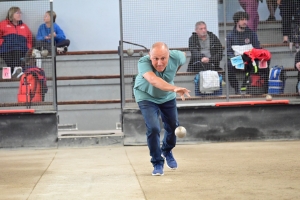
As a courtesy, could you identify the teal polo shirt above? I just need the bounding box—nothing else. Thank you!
[133,50,186,104]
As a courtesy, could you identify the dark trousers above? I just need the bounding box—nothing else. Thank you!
[279,0,300,37]
[227,62,240,92]
[297,72,300,93]
[137,99,178,166]
[0,50,26,73]
[35,39,70,52]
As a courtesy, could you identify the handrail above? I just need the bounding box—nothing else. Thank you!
[57,42,289,56]
[0,68,298,83]
[0,72,197,82]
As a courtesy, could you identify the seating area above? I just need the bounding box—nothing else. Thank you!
[0,42,299,104]
[1,16,300,130]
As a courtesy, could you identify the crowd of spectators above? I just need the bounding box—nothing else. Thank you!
[0,6,70,77]
[1,2,300,95]
[187,1,300,95]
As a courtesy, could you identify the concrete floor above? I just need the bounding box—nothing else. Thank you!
[1,140,300,200]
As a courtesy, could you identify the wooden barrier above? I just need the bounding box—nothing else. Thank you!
[215,100,290,107]
[0,109,35,114]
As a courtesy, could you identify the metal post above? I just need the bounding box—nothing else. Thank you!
[223,0,229,101]
[50,0,58,111]
[119,0,125,130]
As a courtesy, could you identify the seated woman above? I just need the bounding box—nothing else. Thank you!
[0,6,32,75]
[36,11,70,54]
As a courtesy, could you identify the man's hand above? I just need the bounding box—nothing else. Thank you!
[201,57,210,63]
[174,87,191,101]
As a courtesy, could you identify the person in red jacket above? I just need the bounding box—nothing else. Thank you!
[0,6,32,75]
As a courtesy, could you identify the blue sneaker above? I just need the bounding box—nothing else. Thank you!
[162,151,177,169]
[152,164,164,176]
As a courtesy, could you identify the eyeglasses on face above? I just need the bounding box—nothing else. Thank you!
[14,11,22,15]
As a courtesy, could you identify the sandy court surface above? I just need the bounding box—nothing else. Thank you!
[127,141,300,200]
[0,140,300,200]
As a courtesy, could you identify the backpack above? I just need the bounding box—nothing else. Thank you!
[268,65,286,94]
[18,67,48,103]
[250,74,264,87]
[199,70,220,93]
[245,73,267,95]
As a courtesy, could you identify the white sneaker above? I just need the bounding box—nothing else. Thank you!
[17,71,24,78]
[32,49,40,57]
[12,67,22,76]
[33,49,42,68]
[57,46,68,54]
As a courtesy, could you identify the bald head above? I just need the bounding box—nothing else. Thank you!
[150,42,169,55]
[149,42,170,72]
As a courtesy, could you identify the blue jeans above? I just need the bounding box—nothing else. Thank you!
[138,98,178,166]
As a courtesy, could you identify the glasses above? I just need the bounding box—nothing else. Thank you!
[14,11,22,15]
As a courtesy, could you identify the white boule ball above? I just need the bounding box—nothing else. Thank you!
[175,126,187,138]
[266,94,272,101]
[127,48,134,56]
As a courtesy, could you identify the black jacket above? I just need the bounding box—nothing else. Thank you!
[187,31,223,72]
[295,51,300,82]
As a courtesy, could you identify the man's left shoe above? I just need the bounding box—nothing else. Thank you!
[152,164,164,176]
[162,151,177,169]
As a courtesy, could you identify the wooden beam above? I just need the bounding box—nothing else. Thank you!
[0,109,35,114]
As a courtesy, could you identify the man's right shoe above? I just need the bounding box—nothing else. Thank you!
[152,164,164,176]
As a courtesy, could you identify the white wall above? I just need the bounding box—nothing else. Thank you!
[121,0,219,50]
[53,0,120,51]
[1,0,275,51]
[0,0,120,51]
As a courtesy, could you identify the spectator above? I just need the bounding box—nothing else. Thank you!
[0,6,32,75]
[294,51,300,94]
[266,0,278,21]
[226,11,261,94]
[36,11,70,54]
[278,0,300,43]
[187,21,223,72]
[238,0,260,32]
[133,42,190,176]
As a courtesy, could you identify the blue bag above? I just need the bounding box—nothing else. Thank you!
[194,73,222,96]
[268,65,286,94]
